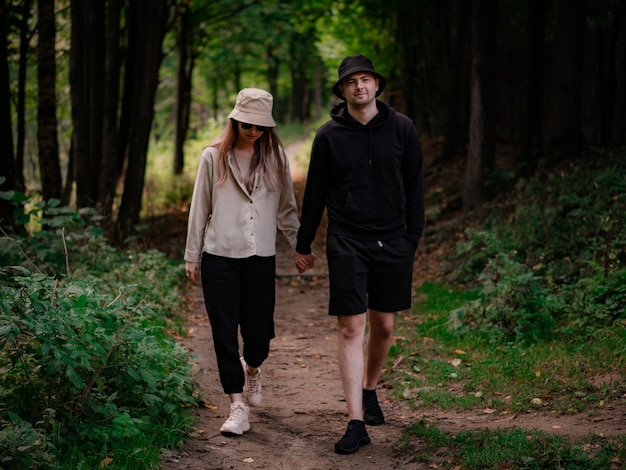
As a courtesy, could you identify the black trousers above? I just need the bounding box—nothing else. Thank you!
[201,253,276,394]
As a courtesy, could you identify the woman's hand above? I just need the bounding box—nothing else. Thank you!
[293,252,315,273]
[185,261,200,283]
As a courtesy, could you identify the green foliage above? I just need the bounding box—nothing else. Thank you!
[392,281,626,413]
[0,194,195,469]
[388,282,626,467]
[401,420,626,469]
[450,151,626,344]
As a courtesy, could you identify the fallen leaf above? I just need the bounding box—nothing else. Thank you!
[450,358,462,367]
[99,458,113,468]
[483,408,496,414]
[453,349,466,355]
[495,412,518,422]
[392,355,404,369]
[243,457,254,463]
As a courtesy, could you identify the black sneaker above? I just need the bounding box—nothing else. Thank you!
[334,419,371,454]
[363,388,385,425]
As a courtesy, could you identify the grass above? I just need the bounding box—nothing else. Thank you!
[399,420,626,469]
[388,281,626,469]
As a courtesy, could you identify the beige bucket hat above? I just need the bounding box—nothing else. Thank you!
[227,88,277,128]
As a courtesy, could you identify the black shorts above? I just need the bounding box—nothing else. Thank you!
[326,233,416,315]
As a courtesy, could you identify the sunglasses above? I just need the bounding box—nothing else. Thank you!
[239,122,269,132]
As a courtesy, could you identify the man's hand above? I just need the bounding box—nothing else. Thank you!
[293,252,316,273]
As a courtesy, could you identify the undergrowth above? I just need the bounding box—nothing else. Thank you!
[0,195,196,469]
[391,148,626,468]
[450,149,626,344]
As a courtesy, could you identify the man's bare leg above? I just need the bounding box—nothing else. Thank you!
[364,309,396,389]
[337,313,367,420]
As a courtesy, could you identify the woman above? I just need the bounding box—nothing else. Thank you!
[184,88,302,436]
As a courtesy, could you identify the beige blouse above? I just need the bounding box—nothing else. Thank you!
[184,145,300,262]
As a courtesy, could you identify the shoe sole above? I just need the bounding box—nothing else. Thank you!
[334,436,371,454]
[220,430,247,437]
[364,416,384,426]
[220,424,250,437]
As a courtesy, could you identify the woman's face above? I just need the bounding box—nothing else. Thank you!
[236,121,267,146]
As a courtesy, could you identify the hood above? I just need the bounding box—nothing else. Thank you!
[330,100,394,128]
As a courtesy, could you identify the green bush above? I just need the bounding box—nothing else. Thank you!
[450,150,626,344]
[0,194,195,469]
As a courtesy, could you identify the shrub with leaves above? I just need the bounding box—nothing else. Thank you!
[0,194,195,469]
[450,150,626,344]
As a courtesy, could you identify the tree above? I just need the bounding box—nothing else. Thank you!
[173,3,192,175]
[70,0,105,208]
[441,0,470,162]
[544,0,585,160]
[37,0,62,202]
[97,0,123,223]
[463,0,497,212]
[115,0,169,242]
[16,0,32,192]
[0,0,15,226]
[518,0,546,176]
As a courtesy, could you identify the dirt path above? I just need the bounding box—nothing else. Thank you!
[160,233,626,470]
[161,238,434,469]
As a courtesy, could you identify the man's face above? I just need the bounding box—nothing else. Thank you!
[339,72,379,107]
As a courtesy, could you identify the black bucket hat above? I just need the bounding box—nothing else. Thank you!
[332,54,387,99]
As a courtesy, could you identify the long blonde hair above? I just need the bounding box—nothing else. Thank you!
[209,120,288,191]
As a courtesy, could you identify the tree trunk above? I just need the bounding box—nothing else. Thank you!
[37,0,62,202]
[16,0,32,192]
[518,0,545,176]
[115,0,168,243]
[97,0,122,224]
[612,3,626,146]
[70,0,89,206]
[396,0,421,126]
[544,0,585,160]
[441,0,470,162]
[71,0,106,208]
[174,6,192,175]
[463,0,497,213]
[267,47,280,117]
[0,0,16,227]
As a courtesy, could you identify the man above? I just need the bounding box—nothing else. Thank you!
[293,55,425,454]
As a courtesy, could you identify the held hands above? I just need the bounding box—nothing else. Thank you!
[185,261,200,283]
[293,251,315,273]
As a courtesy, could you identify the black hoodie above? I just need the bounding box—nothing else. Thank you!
[296,100,424,255]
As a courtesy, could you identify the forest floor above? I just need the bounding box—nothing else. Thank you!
[156,140,626,469]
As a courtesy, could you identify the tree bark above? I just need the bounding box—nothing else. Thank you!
[70,0,106,208]
[0,0,16,227]
[463,0,497,213]
[518,0,545,176]
[115,0,168,243]
[97,0,123,223]
[612,3,626,145]
[441,0,470,162]
[37,0,62,202]
[16,0,32,192]
[545,0,585,160]
[174,6,192,175]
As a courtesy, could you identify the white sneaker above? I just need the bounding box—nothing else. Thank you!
[220,401,250,436]
[240,357,262,407]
